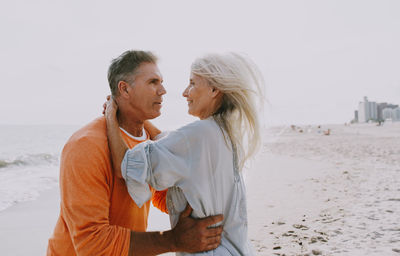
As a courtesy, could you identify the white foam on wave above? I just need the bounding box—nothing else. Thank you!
[0,163,60,212]
[0,153,59,169]
[0,124,77,212]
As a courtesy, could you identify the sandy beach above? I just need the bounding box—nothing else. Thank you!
[249,122,400,255]
[0,122,399,255]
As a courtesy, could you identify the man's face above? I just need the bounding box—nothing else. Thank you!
[125,62,166,120]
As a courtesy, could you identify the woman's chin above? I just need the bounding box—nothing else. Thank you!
[187,110,198,118]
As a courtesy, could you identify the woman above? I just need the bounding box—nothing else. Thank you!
[105,52,265,255]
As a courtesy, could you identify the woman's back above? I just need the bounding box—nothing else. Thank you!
[122,118,253,255]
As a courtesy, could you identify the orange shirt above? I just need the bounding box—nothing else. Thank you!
[47,117,166,256]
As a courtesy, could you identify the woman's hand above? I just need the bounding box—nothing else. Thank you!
[102,95,111,115]
[103,95,118,123]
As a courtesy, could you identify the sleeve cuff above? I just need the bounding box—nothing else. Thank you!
[121,143,152,208]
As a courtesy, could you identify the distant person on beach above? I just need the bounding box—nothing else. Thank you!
[105,52,265,255]
[47,51,224,255]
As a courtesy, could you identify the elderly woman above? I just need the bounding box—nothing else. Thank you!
[105,52,264,255]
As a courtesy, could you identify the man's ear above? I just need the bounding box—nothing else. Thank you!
[117,81,130,98]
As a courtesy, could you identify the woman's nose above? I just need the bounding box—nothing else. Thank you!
[182,87,189,97]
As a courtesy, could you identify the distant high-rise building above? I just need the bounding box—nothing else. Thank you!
[354,110,358,122]
[355,97,398,123]
[382,108,393,120]
[358,98,368,123]
[393,107,400,121]
[388,104,399,109]
[358,96,378,122]
[377,103,388,121]
[369,101,378,120]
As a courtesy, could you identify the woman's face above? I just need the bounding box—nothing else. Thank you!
[182,73,215,119]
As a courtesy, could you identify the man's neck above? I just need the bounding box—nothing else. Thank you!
[117,111,145,137]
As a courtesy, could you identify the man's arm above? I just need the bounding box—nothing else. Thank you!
[152,189,168,213]
[129,205,223,255]
[60,138,131,255]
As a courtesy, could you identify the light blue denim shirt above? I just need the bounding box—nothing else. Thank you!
[121,118,254,255]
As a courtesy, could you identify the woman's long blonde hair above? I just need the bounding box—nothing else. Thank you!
[191,52,265,170]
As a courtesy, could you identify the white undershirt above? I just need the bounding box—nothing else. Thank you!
[119,127,148,141]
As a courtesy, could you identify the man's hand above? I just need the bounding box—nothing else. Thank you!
[171,204,223,253]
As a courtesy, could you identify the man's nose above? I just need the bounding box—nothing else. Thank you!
[158,84,167,95]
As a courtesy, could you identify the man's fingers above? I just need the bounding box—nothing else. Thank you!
[207,235,221,244]
[205,225,223,237]
[200,214,224,227]
[179,204,193,218]
[205,242,220,251]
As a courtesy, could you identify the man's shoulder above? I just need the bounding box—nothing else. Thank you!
[63,116,108,156]
[59,117,112,185]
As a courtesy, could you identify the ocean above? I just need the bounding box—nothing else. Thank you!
[0,122,287,212]
[0,124,171,231]
[0,125,78,211]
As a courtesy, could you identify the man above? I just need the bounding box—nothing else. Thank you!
[47,50,223,255]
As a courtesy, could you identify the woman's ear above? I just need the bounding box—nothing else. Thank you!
[210,87,221,98]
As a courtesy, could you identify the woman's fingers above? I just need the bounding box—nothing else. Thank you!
[102,102,107,115]
[105,97,119,117]
[102,95,112,115]
[103,95,118,115]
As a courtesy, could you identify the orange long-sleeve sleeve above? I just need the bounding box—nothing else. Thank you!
[59,137,130,255]
[152,189,168,214]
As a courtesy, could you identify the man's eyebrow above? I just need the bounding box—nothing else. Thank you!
[147,77,163,83]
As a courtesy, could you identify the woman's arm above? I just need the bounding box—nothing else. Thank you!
[105,98,129,178]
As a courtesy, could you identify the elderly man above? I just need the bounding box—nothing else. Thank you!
[47,50,223,255]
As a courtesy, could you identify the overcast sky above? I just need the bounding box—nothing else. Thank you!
[1,0,399,128]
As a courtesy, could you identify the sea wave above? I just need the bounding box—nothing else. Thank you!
[0,153,59,169]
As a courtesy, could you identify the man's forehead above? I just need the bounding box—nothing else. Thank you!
[135,62,163,80]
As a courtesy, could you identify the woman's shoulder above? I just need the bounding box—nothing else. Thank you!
[172,118,227,149]
[177,118,220,136]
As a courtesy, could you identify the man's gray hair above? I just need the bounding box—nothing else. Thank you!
[108,50,158,96]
